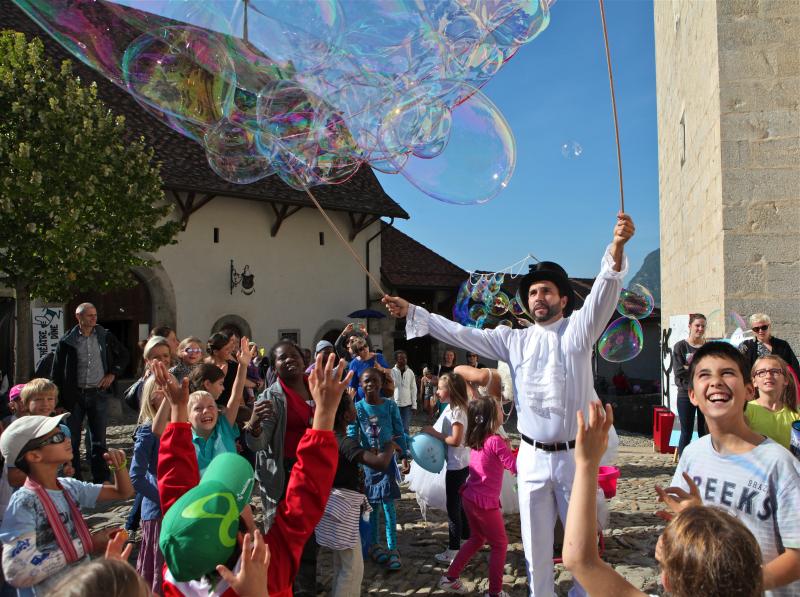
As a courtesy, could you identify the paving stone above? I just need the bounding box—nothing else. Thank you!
[96,407,670,595]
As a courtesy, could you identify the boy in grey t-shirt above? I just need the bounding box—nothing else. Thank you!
[660,342,800,597]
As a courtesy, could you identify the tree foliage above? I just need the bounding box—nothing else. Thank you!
[0,30,179,302]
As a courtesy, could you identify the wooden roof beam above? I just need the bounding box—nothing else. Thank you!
[270,203,303,237]
[348,212,380,241]
[168,190,216,230]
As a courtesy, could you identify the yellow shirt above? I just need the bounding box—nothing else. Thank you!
[745,402,800,449]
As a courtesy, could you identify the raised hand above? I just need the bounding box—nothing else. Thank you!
[103,448,127,470]
[216,532,270,597]
[151,360,187,406]
[237,336,253,367]
[575,402,614,468]
[612,212,635,246]
[381,295,409,319]
[104,529,133,562]
[309,352,353,431]
[655,472,702,516]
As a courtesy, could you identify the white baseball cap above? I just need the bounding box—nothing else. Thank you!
[1,413,70,466]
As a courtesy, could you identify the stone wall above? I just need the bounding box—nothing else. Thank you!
[717,0,800,347]
[655,0,800,348]
[654,0,726,328]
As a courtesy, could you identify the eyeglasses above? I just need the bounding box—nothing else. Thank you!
[15,431,67,467]
[184,348,203,354]
[31,431,67,449]
[752,325,769,332]
[753,368,784,378]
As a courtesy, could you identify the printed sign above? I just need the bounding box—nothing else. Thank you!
[32,307,63,371]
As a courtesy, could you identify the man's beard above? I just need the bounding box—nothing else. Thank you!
[531,302,562,323]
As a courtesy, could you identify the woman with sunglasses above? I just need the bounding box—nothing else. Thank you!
[746,355,800,449]
[672,313,708,456]
[741,313,800,376]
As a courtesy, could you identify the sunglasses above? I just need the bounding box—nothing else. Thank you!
[752,325,769,332]
[184,348,203,354]
[754,368,783,378]
[15,431,68,467]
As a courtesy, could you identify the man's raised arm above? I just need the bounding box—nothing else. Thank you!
[382,296,511,363]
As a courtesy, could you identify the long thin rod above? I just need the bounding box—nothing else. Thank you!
[598,0,625,213]
[302,185,388,297]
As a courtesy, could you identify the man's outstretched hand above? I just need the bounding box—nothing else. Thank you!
[382,295,409,319]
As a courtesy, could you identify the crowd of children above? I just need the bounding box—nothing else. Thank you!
[0,327,799,597]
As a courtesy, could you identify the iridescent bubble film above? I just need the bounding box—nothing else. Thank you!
[616,284,655,320]
[489,291,510,317]
[13,0,554,203]
[598,317,644,363]
[561,140,582,159]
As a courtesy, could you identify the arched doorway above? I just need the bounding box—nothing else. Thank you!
[67,273,152,378]
[210,315,252,341]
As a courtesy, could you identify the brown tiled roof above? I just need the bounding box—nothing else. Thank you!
[1,0,409,219]
[381,226,467,289]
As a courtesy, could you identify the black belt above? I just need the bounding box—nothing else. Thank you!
[520,434,575,452]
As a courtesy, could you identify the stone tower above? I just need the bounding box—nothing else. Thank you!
[654,0,799,347]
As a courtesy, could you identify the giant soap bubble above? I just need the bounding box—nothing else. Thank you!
[598,317,643,363]
[13,0,554,204]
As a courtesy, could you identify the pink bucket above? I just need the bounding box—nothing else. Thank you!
[598,466,620,499]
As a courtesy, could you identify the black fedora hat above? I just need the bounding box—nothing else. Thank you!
[517,261,576,317]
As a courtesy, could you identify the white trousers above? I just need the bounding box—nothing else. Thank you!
[330,545,364,597]
[517,440,587,597]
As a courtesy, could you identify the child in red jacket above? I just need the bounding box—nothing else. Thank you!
[153,354,352,597]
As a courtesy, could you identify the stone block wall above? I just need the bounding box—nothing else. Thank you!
[654,0,726,326]
[656,0,800,348]
[718,0,800,348]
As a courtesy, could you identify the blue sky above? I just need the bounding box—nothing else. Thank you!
[376,0,659,280]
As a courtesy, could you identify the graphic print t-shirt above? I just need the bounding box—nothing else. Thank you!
[0,478,101,596]
[672,436,800,597]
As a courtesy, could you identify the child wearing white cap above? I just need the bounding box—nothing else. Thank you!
[0,415,133,595]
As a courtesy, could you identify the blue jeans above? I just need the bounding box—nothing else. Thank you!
[677,394,706,456]
[67,388,111,483]
[399,405,413,435]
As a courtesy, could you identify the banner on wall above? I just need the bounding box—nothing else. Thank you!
[32,307,63,375]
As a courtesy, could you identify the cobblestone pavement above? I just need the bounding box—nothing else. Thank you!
[86,404,675,596]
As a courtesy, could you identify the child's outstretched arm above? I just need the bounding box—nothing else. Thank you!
[423,422,464,447]
[225,336,252,427]
[97,449,134,501]
[562,402,644,597]
[492,435,518,475]
[151,386,172,437]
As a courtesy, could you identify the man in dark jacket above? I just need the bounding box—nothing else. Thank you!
[52,302,129,482]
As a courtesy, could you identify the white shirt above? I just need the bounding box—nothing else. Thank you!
[673,436,800,597]
[442,405,470,469]
[391,365,417,409]
[406,246,626,443]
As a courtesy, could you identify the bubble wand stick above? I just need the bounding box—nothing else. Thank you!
[598,0,625,213]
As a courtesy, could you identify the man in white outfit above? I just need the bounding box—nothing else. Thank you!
[383,213,634,597]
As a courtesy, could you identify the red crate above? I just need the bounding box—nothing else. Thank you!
[653,406,676,454]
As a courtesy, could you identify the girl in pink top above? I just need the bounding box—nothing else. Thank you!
[438,396,517,597]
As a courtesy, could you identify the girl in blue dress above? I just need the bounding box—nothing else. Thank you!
[352,368,409,570]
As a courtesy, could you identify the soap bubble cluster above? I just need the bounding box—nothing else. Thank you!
[454,273,534,329]
[15,0,554,203]
[598,283,655,363]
